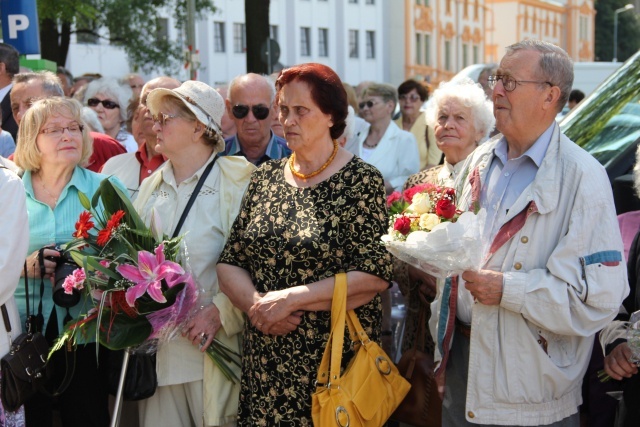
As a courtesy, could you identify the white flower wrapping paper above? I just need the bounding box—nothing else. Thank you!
[382,209,487,279]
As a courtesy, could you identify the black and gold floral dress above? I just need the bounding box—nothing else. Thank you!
[218,156,393,426]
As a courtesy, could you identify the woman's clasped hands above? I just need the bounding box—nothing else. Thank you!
[249,289,303,336]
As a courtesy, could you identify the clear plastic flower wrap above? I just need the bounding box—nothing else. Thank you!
[382,209,486,279]
[598,309,640,382]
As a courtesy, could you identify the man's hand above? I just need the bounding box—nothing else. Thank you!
[604,342,638,381]
[408,266,437,304]
[461,270,504,306]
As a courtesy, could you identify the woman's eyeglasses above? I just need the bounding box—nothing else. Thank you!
[232,104,271,120]
[40,124,84,137]
[359,100,379,110]
[152,112,177,127]
[399,94,421,102]
[87,98,120,109]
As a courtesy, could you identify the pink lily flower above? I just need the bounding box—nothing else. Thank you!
[117,244,185,307]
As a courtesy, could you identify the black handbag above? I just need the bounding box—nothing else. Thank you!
[108,350,157,401]
[108,157,218,401]
[0,262,53,412]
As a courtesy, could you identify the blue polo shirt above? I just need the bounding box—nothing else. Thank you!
[222,131,291,166]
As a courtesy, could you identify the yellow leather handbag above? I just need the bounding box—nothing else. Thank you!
[312,273,411,427]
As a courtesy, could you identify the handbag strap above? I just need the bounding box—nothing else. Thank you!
[315,272,348,387]
[171,156,217,239]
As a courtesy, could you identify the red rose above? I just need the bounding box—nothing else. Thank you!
[445,188,456,198]
[393,216,412,235]
[436,199,456,219]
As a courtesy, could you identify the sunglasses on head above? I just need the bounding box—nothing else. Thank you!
[87,98,120,109]
[359,100,379,110]
[231,104,270,120]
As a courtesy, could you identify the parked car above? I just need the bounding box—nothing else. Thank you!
[560,50,640,214]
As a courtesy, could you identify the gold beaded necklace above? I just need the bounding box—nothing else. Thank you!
[289,139,339,180]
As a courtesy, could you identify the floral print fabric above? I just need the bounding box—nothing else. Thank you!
[219,156,393,426]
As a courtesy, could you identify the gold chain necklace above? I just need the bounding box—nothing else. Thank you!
[37,174,60,205]
[289,139,339,180]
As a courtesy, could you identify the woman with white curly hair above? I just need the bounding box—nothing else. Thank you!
[394,77,495,359]
[84,77,137,152]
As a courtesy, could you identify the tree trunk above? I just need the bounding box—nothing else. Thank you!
[59,21,71,66]
[245,0,270,74]
[40,18,62,65]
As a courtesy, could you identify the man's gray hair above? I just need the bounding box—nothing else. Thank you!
[505,39,573,112]
[425,77,495,141]
[84,78,133,122]
[13,71,64,96]
[228,73,276,104]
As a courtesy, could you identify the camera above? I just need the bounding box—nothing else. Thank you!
[46,246,81,308]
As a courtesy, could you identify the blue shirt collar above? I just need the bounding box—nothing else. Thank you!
[494,122,555,167]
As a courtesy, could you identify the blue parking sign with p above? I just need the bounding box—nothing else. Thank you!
[1,0,40,55]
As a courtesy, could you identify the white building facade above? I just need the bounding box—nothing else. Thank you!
[64,0,397,88]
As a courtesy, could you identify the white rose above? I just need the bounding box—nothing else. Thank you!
[407,192,432,215]
[419,213,441,231]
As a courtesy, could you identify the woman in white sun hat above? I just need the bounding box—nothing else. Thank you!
[135,80,254,427]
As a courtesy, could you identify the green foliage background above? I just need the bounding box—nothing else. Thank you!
[595,0,640,62]
[37,0,215,74]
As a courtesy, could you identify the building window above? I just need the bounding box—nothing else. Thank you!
[445,40,451,71]
[473,45,479,63]
[366,0,375,4]
[349,30,359,58]
[156,18,169,44]
[349,0,358,3]
[233,23,246,53]
[300,27,311,56]
[214,22,225,53]
[318,28,329,57]
[474,0,479,20]
[76,15,99,44]
[462,43,469,67]
[365,31,375,58]
[415,33,422,65]
[579,16,588,40]
[464,0,469,19]
[270,25,278,42]
[446,0,451,14]
[425,34,431,65]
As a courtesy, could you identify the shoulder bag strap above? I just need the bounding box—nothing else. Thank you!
[315,272,348,387]
[171,156,217,239]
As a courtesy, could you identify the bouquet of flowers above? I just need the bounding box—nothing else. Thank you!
[50,179,240,381]
[598,310,640,382]
[382,183,485,279]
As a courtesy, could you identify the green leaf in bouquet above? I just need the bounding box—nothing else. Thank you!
[96,179,147,231]
[98,311,152,350]
[85,256,122,281]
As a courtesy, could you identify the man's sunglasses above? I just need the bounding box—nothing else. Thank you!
[87,98,120,109]
[232,104,270,120]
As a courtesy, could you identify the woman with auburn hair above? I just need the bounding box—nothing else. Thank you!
[217,63,392,425]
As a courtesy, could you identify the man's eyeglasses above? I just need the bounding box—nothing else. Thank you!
[488,75,553,92]
[87,98,120,109]
[231,104,271,120]
[399,93,421,102]
[152,112,177,127]
[40,124,84,137]
[359,100,379,110]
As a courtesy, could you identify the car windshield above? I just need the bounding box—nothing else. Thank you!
[560,51,640,168]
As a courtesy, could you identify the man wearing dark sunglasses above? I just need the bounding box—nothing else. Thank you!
[222,73,290,165]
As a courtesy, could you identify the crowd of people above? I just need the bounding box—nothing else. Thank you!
[0,37,636,427]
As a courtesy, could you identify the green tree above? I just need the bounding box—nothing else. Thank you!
[245,0,270,74]
[37,0,215,73]
[595,0,640,62]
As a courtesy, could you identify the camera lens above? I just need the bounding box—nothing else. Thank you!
[52,250,81,308]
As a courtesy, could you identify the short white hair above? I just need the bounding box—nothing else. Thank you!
[425,77,495,141]
[82,107,104,133]
[84,77,133,123]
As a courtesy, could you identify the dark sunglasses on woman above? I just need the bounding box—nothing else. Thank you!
[87,98,120,109]
[232,104,270,120]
